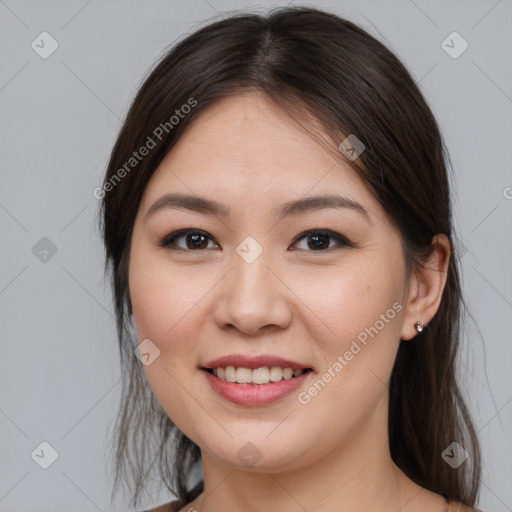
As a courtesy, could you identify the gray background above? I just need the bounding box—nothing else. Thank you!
[0,0,511,510]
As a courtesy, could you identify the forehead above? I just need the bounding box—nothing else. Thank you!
[140,91,382,221]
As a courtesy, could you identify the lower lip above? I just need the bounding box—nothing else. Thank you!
[201,369,312,406]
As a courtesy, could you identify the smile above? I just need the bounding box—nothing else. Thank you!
[201,367,313,406]
[205,366,311,385]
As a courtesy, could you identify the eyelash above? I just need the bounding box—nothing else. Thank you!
[158,228,355,253]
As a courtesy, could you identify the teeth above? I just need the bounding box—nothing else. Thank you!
[269,366,282,382]
[210,366,306,384]
[224,366,236,382]
[252,367,270,384]
[236,367,252,384]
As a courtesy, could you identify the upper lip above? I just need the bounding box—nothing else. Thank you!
[202,354,312,370]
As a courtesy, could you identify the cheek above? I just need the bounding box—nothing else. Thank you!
[297,256,406,414]
[128,246,209,354]
[128,248,211,436]
[292,264,404,435]
[299,258,404,347]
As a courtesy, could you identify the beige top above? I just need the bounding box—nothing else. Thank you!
[143,498,484,512]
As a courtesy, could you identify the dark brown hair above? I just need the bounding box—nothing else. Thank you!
[99,6,481,509]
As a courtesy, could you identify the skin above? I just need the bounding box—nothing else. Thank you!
[128,91,451,512]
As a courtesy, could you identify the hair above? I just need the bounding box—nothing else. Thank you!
[99,5,481,510]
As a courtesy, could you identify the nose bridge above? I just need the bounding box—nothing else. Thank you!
[215,240,291,333]
[230,242,274,309]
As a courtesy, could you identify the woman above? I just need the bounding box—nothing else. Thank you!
[99,6,483,512]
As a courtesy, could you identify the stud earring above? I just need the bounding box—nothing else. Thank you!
[414,321,424,333]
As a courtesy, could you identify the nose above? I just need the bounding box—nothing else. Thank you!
[213,249,292,336]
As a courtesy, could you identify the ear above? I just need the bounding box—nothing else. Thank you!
[400,234,451,341]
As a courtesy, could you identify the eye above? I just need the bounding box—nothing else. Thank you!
[159,229,219,251]
[291,230,353,252]
[159,228,354,252]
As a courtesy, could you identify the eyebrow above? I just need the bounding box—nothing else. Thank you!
[145,193,371,223]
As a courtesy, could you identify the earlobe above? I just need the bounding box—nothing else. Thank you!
[400,234,451,341]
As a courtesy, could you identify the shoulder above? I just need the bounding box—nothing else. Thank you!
[144,498,486,512]
[141,499,183,512]
[446,500,485,512]
[142,482,203,511]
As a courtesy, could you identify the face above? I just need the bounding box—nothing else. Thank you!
[128,91,410,472]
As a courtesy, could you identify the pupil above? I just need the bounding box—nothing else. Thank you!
[308,233,329,250]
[187,233,208,249]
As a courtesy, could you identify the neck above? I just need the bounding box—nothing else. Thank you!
[195,398,424,512]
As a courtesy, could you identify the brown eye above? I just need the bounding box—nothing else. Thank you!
[159,228,353,253]
[291,230,353,252]
[160,229,219,251]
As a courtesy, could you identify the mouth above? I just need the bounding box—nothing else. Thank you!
[201,364,314,406]
[200,354,315,405]
[201,366,314,385]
